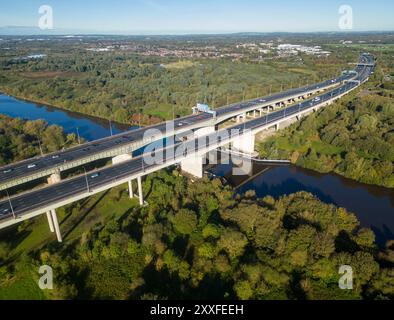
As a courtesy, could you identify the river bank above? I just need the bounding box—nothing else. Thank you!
[0,93,138,141]
[0,93,393,246]
[0,89,155,127]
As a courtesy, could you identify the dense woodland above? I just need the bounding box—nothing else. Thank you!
[0,171,393,300]
[0,114,77,165]
[0,37,351,124]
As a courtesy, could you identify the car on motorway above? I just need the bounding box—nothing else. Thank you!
[52,155,60,159]
[27,164,37,169]
[90,173,100,179]
[2,169,13,174]
[0,208,9,216]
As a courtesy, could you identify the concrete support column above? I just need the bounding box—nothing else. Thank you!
[275,123,280,131]
[112,154,133,165]
[232,131,256,154]
[180,125,215,179]
[46,211,54,233]
[137,177,144,206]
[181,154,204,178]
[47,172,61,185]
[50,209,62,243]
[128,180,134,199]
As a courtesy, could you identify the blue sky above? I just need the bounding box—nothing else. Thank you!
[0,0,393,34]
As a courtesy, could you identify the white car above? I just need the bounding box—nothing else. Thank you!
[0,208,9,216]
[2,169,13,174]
[52,155,59,159]
[27,164,37,169]
[90,173,100,179]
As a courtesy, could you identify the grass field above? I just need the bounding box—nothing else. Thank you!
[162,60,198,70]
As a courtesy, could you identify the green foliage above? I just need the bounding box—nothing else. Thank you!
[0,170,393,300]
[171,209,198,236]
[259,90,394,188]
[0,114,77,165]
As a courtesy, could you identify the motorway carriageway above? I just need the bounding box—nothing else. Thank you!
[0,61,364,188]
[0,55,375,220]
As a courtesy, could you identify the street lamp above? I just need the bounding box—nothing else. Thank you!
[109,119,113,136]
[6,189,16,219]
[139,108,143,128]
[76,128,81,145]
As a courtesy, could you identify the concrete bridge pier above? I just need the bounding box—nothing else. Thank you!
[128,180,134,199]
[232,131,256,154]
[50,209,62,243]
[236,113,247,123]
[112,154,133,165]
[47,172,61,185]
[180,125,216,178]
[181,155,204,178]
[137,176,144,206]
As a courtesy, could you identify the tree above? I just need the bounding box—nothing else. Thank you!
[218,229,248,259]
[171,209,198,236]
[234,280,254,300]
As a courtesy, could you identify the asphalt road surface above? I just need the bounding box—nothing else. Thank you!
[0,54,375,221]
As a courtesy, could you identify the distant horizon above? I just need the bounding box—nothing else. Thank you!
[0,26,393,37]
[1,1,394,36]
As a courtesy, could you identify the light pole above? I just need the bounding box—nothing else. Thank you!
[109,119,113,136]
[6,190,16,219]
[139,108,143,128]
[83,167,90,193]
[76,128,81,145]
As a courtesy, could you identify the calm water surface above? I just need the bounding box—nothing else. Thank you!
[0,94,137,141]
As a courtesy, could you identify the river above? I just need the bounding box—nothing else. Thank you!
[0,94,137,141]
[0,94,393,246]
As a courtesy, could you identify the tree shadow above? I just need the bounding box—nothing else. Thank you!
[288,270,307,300]
[335,230,359,253]
[283,214,322,231]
